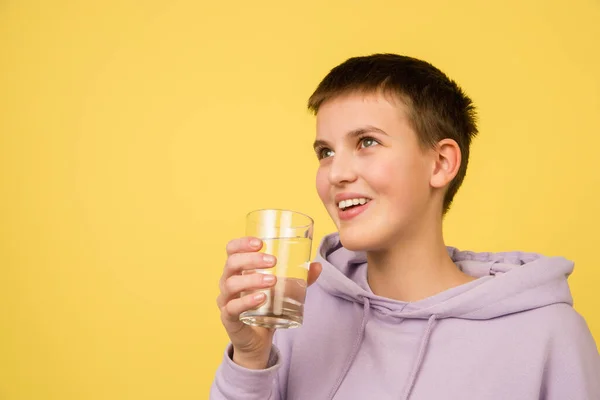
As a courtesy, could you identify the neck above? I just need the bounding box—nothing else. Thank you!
[366,213,475,302]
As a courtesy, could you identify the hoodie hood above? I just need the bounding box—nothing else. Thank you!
[314,233,575,400]
[315,232,574,320]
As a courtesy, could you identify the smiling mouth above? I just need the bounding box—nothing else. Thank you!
[337,198,371,211]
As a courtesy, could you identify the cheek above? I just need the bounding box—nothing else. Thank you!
[366,156,426,201]
[315,167,329,203]
[363,158,405,193]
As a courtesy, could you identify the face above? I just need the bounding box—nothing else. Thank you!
[314,92,437,251]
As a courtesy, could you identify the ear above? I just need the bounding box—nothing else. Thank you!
[430,139,461,189]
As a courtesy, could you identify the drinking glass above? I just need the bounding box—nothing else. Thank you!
[239,209,314,329]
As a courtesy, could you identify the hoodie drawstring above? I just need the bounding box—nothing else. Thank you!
[327,297,371,400]
[400,314,438,400]
[326,298,438,400]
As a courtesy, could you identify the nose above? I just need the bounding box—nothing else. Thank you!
[328,152,357,186]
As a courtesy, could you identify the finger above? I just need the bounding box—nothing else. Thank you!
[222,273,277,299]
[307,262,322,287]
[222,292,267,322]
[226,237,263,256]
[223,252,277,279]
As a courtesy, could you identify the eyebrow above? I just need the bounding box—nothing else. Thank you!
[313,125,388,151]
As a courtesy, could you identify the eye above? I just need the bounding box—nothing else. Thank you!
[316,147,335,160]
[359,137,379,149]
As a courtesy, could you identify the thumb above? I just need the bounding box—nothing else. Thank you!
[307,262,322,287]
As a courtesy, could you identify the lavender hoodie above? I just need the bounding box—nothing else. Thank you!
[211,233,600,399]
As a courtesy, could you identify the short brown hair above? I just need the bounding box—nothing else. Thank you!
[308,53,478,214]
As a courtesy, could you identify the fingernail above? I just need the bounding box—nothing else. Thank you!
[263,255,275,265]
[253,292,265,301]
[262,274,276,283]
[250,239,262,248]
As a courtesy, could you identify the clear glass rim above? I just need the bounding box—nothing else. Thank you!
[246,208,314,229]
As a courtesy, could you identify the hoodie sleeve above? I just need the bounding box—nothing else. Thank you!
[541,305,600,400]
[209,331,290,400]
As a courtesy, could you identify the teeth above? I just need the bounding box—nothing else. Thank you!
[338,198,370,210]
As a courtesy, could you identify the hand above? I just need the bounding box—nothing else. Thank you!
[216,236,322,369]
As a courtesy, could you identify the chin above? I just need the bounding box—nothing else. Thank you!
[338,226,385,252]
[337,213,410,252]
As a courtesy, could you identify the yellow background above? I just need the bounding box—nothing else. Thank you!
[1,1,598,398]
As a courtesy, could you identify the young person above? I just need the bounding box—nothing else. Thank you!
[211,54,600,399]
